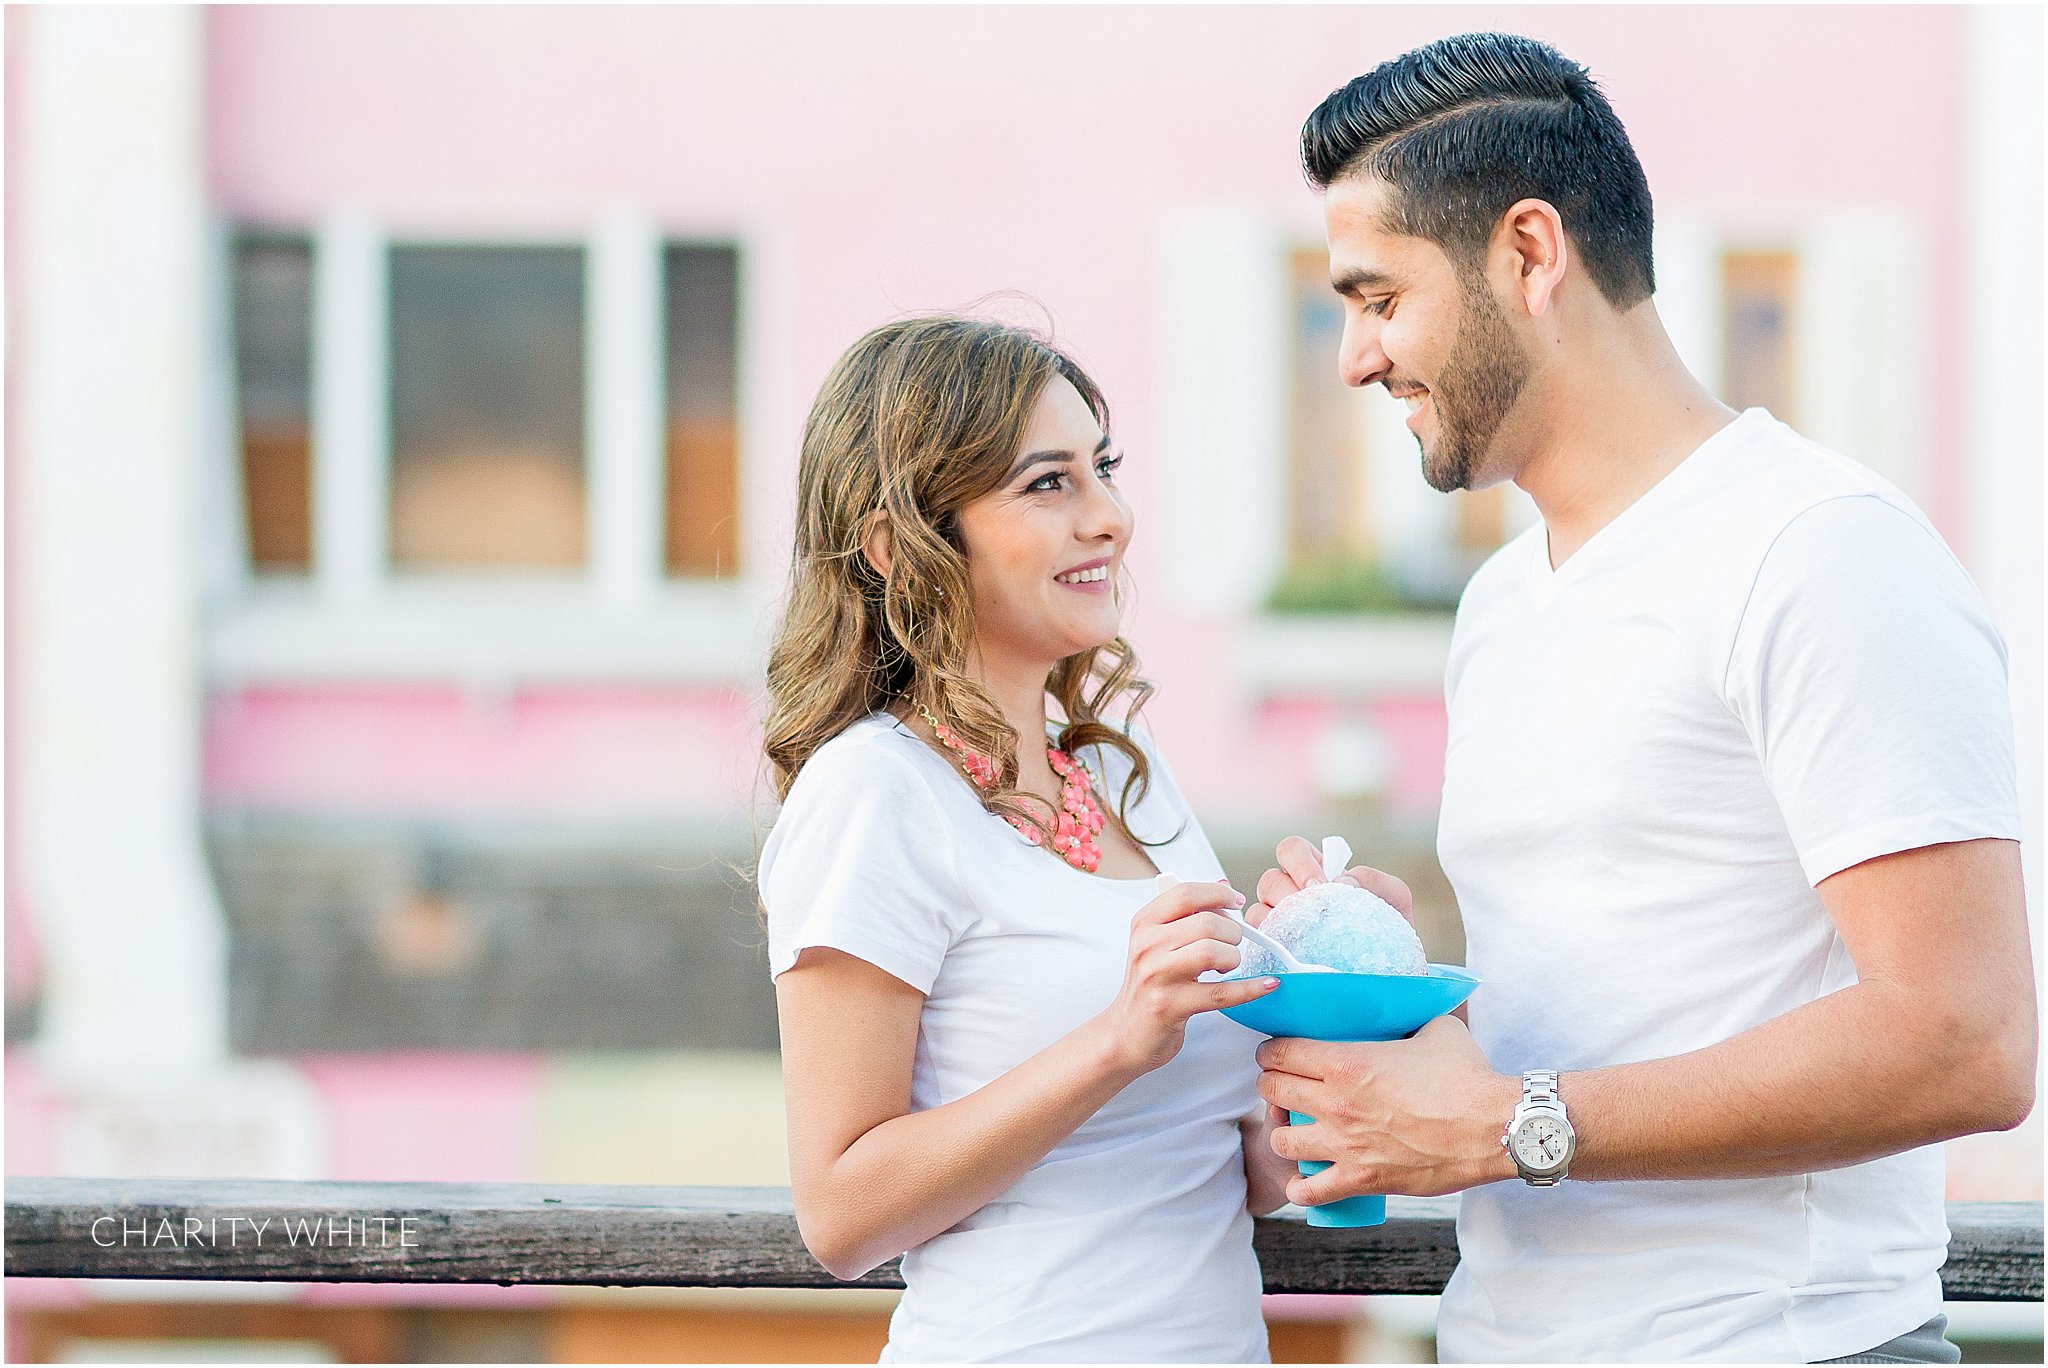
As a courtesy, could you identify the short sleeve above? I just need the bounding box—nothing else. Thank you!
[1721,495,2021,885]
[759,736,969,992]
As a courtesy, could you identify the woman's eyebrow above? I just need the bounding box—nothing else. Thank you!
[1006,434,1111,480]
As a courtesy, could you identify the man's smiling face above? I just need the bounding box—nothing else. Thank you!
[1323,175,1534,493]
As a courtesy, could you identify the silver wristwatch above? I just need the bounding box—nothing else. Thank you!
[1502,1069,1575,1185]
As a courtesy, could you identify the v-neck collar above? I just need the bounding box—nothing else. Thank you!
[1527,408,1765,602]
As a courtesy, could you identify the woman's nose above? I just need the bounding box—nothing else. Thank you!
[1079,471,1132,542]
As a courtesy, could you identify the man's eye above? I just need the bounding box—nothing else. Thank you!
[1365,297,1394,318]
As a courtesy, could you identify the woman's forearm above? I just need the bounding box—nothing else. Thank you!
[801,1010,1146,1278]
[1240,1107,1294,1215]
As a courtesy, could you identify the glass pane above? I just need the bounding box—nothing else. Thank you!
[664,243,740,578]
[388,245,586,571]
[1285,245,1373,566]
[232,235,314,573]
[1721,249,1799,424]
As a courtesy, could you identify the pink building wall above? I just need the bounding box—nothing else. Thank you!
[196,5,1971,823]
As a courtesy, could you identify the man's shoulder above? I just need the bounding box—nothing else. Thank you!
[1701,409,1934,549]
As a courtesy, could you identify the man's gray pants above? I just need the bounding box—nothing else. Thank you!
[1815,1313,1961,1364]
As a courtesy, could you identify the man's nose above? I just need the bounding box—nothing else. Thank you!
[1339,312,1390,389]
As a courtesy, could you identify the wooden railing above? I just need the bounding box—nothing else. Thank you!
[4,1179,2040,1301]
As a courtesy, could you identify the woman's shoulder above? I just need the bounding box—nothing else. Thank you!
[760,713,973,985]
[786,711,944,801]
[764,712,964,883]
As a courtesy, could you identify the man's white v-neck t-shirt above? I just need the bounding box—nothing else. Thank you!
[761,713,1269,1364]
[1434,408,2020,1362]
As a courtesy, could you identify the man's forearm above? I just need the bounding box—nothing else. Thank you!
[1556,977,2034,1182]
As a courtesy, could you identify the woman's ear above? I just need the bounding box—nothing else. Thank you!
[859,509,894,581]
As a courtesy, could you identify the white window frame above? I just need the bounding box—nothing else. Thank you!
[1162,206,1932,704]
[205,213,774,687]
[1657,209,1933,507]
[1158,208,1458,700]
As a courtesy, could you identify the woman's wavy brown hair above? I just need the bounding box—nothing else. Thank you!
[763,314,1163,848]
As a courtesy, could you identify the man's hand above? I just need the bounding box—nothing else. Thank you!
[1256,1015,1519,1205]
[1249,834,1415,928]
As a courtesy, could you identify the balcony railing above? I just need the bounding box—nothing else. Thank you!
[5,1179,2040,1301]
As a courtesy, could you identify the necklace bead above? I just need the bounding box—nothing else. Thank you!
[913,702,1107,872]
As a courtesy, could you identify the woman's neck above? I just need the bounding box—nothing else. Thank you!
[961,646,1059,792]
[892,651,1056,790]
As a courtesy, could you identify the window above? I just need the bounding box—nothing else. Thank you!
[1720,248,1799,422]
[211,221,764,688]
[1284,246,1375,567]
[663,244,741,578]
[1267,245,1520,615]
[387,245,587,571]
[231,234,314,574]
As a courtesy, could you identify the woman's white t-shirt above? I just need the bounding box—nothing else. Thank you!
[761,713,1269,1364]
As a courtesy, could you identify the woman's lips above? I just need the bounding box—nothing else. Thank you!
[1054,563,1112,593]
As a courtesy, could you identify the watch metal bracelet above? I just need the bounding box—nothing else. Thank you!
[1511,1068,1572,1186]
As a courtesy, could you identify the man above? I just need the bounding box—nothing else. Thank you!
[1250,32,2036,1364]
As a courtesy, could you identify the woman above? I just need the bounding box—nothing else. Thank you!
[759,315,1293,1363]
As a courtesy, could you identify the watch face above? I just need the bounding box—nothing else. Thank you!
[1512,1114,1570,1172]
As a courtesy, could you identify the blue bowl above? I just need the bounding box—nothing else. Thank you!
[1221,964,1479,1042]
[1226,964,1481,1229]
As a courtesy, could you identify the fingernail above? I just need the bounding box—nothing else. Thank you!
[1263,978,1280,990]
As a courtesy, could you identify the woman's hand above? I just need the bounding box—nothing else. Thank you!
[1246,835,1414,928]
[1095,880,1278,1076]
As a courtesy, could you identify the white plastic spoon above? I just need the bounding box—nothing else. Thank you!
[1154,872,1335,975]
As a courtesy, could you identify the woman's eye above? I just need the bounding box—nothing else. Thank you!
[1026,453,1120,492]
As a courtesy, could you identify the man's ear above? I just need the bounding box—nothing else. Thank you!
[1498,197,1568,318]
[859,509,894,581]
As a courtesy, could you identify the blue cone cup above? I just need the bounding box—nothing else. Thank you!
[1223,965,1481,1228]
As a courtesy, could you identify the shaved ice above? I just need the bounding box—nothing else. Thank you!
[1232,882,1427,977]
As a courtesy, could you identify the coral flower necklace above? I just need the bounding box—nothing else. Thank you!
[914,701,1108,872]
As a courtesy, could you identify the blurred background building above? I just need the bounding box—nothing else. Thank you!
[5,5,2041,1362]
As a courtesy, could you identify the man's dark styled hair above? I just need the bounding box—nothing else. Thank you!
[1302,32,1655,308]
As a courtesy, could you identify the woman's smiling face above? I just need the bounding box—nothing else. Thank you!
[955,375,1132,676]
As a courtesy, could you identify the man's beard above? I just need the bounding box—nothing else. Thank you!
[1418,278,1532,493]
